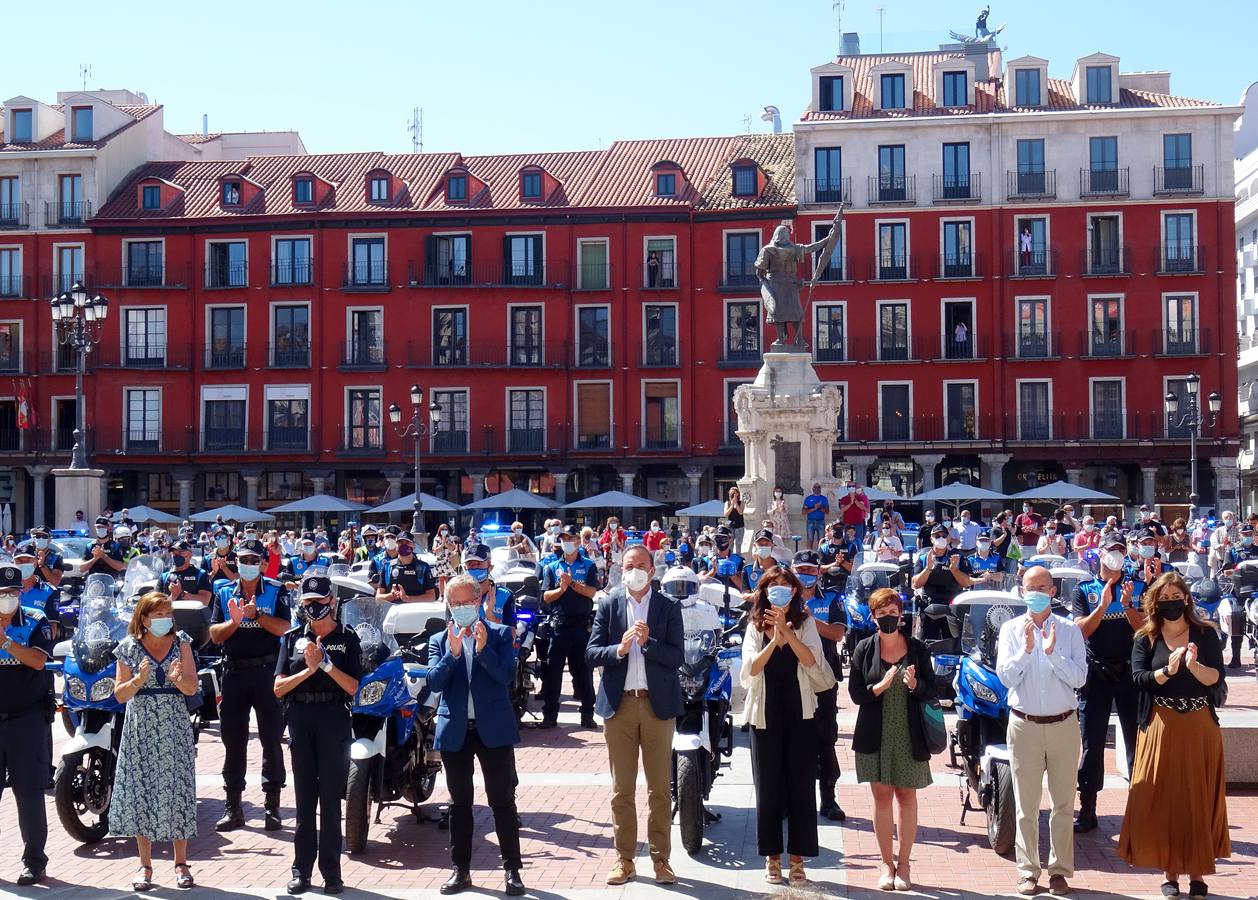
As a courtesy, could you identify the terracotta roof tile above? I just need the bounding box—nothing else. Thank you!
[0,103,160,151]
[699,133,795,209]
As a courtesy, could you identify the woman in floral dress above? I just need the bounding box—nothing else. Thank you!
[431,525,457,595]
[111,591,200,891]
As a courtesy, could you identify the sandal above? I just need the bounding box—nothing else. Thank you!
[878,862,897,891]
[1161,882,1181,898]
[1188,880,1208,900]
[132,866,154,892]
[788,858,807,886]
[764,856,782,884]
[175,863,195,889]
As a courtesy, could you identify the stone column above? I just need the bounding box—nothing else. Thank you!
[979,453,1012,492]
[682,464,706,507]
[174,471,194,520]
[1211,456,1241,513]
[551,470,569,506]
[1141,464,1158,511]
[310,474,327,497]
[1064,466,1086,487]
[846,455,877,487]
[26,465,51,529]
[618,467,638,525]
[914,454,945,494]
[467,468,489,528]
[242,471,261,510]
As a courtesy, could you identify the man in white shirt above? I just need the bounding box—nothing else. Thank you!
[956,510,981,553]
[995,566,1088,897]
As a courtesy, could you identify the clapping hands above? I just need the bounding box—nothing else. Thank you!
[902,664,917,690]
[1167,645,1186,675]
[875,664,899,695]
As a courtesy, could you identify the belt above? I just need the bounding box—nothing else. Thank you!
[1154,695,1209,713]
[290,691,345,705]
[225,653,279,672]
[1011,708,1075,724]
[624,689,649,698]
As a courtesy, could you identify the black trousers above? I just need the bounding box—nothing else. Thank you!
[751,716,819,857]
[1077,664,1138,798]
[815,686,840,806]
[220,665,287,794]
[0,710,51,870]
[542,625,594,720]
[287,703,351,882]
[442,728,522,870]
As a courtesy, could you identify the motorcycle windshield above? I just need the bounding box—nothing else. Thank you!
[73,575,127,675]
[334,563,395,672]
[121,554,164,607]
[956,600,1022,661]
[680,603,717,668]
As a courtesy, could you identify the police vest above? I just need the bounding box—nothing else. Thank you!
[1078,577,1139,619]
[0,611,40,665]
[20,584,54,618]
[805,588,842,625]
[217,578,282,627]
[288,556,320,578]
[967,553,1001,573]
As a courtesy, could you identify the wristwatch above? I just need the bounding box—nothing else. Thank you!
[1160,665,1170,678]
[319,657,334,673]
[1,638,11,652]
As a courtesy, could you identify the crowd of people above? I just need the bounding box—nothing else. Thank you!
[0,494,1241,897]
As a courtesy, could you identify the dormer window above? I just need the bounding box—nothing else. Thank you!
[656,173,676,197]
[71,106,93,142]
[294,177,314,204]
[11,110,32,143]
[819,75,844,112]
[222,182,241,206]
[942,71,967,107]
[447,175,467,202]
[369,176,389,203]
[880,73,906,110]
[520,171,542,201]
[1015,69,1042,106]
[1086,65,1112,104]
[732,166,757,197]
[142,185,161,210]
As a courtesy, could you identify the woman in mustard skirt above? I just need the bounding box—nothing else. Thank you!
[1118,572,1229,900]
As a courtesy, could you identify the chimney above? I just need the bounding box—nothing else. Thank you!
[839,32,860,57]
[761,106,782,134]
[202,114,208,136]
[964,41,991,81]
[1119,71,1171,95]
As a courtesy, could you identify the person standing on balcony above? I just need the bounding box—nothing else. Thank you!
[646,251,661,288]
[1019,225,1034,267]
[953,320,969,355]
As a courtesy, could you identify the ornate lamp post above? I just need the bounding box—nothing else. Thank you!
[1164,373,1222,520]
[49,281,108,470]
[388,385,442,536]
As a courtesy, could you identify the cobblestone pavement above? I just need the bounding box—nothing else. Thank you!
[4,664,1255,899]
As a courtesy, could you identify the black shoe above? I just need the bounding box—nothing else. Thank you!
[16,867,43,886]
[580,714,597,729]
[1161,881,1181,897]
[216,798,245,832]
[505,869,526,896]
[323,879,344,895]
[820,803,846,822]
[537,718,557,730]
[1188,879,1208,900]
[440,868,472,895]
[1228,658,1240,669]
[287,869,310,894]
[1072,812,1098,833]
[264,789,283,831]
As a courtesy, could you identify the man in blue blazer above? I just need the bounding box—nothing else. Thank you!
[426,574,524,897]
[587,545,685,886]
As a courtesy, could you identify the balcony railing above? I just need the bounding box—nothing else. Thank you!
[206,261,248,289]
[120,341,171,369]
[1154,165,1204,195]
[432,430,469,454]
[867,174,915,204]
[719,261,758,289]
[1080,328,1138,358]
[124,429,162,452]
[938,332,987,360]
[0,352,20,373]
[1157,244,1205,274]
[342,260,390,290]
[0,275,27,298]
[643,424,682,450]
[573,260,610,291]
[45,201,91,227]
[1008,248,1057,278]
[573,342,612,369]
[814,343,846,363]
[935,251,981,279]
[406,261,564,289]
[814,254,847,282]
[872,252,909,281]
[338,431,385,456]
[642,338,680,368]
[575,432,612,451]
[205,342,246,370]
[508,427,546,453]
[1080,167,1130,197]
[721,346,761,365]
[269,342,311,368]
[1005,331,1060,359]
[95,264,185,289]
[265,426,309,452]
[1006,170,1056,200]
[1082,245,1129,276]
[1154,327,1210,356]
[203,427,247,452]
[339,341,387,369]
[800,177,852,205]
[404,338,573,368]
[0,203,29,230]
[41,272,95,296]
[643,260,677,290]
[271,261,314,286]
[931,172,981,202]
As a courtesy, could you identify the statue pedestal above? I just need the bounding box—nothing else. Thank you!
[734,352,842,548]
[52,468,104,531]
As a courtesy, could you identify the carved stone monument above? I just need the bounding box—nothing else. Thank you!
[734,352,843,547]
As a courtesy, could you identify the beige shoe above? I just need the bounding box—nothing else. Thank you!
[1017,876,1040,895]
[1049,875,1071,896]
[605,859,636,886]
[653,859,676,885]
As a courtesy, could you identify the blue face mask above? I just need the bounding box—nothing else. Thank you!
[795,573,818,588]
[466,568,489,583]
[237,563,261,582]
[147,617,174,637]
[449,604,480,629]
[17,563,35,580]
[1138,545,1156,559]
[767,585,793,608]
[1023,591,1052,614]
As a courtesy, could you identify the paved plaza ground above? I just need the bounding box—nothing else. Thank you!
[4,665,1255,899]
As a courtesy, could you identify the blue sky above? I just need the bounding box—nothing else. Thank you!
[8,0,1253,156]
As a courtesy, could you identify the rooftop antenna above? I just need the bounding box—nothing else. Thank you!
[833,0,845,46]
[79,63,91,91]
[876,4,885,52]
[406,106,423,153]
[742,113,753,133]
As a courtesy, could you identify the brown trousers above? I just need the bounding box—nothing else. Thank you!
[603,694,675,862]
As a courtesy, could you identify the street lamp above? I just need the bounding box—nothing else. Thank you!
[49,281,109,469]
[388,385,443,535]
[1164,373,1222,520]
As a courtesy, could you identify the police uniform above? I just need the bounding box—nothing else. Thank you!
[0,566,53,882]
[966,550,1002,577]
[86,518,126,576]
[540,550,598,726]
[164,562,213,602]
[1069,543,1142,829]
[209,539,290,830]
[376,553,435,600]
[284,554,324,581]
[797,550,847,819]
[29,529,63,587]
[276,576,361,893]
[203,547,239,582]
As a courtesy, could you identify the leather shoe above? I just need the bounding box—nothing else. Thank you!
[1072,813,1098,833]
[820,803,846,821]
[287,869,310,894]
[653,859,676,885]
[323,881,343,895]
[440,868,472,895]
[16,867,43,886]
[536,718,557,730]
[505,869,526,896]
[580,714,598,729]
[1049,874,1072,895]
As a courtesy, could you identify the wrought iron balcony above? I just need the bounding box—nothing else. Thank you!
[45,201,91,227]
[339,341,387,370]
[206,261,248,289]
[0,203,28,230]
[1006,170,1056,200]
[0,274,27,298]
[269,342,311,368]
[931,172,981,203]
[799,177,852,205]
[271,260,314,286]
[935,251,981,279]
[1157,244,1205,274]
[1008,248,1057,278]
[1080,167,1129,198]
[205,342,246,370]
[1082,245,1130,276]
[1154,165,1204,195]
[342,260,390,290]
[867,174,915,205]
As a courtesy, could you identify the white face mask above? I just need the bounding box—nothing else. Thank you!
[549,526,560,535]
[561,540,577,556]
[774,491,783,498]
[623,568,650,592]
[1102,551,1125,571]
[0,593,18,615]
[609,523,619,531]
[384,537,398,551]
[932,538,949,551]
[976,541,991,552]
[755,545,773,559]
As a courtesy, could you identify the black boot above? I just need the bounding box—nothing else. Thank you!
[264,788,283,831]
[1228,633,1243,668]
[1073,792,1098,833]
[216,792,245,832]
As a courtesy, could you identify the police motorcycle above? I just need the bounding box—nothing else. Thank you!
[169,570,224,742]
[843,553,901,666]
[495,564,544,722]
[950,586,1028,858]
[666,566,740,855]
[1225,558,1258,671]
[53,572,127,844]
[342,566,444,853]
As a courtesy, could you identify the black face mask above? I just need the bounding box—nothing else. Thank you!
[172,555,187,567]
[1158,600,1186,621]
[714,537,731,551]
[301,601,334,622]
[877,615,901,635]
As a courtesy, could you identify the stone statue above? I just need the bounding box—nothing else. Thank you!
[950,6,1004,44]
[754,207,843,351]
[975,5,990,38]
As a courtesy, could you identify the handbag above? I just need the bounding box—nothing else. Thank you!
[918,697,948,755]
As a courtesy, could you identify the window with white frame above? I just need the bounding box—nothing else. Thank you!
[575,382,612,450]
[508,389,545,452]
[432,389,468,453]
[125,388,160,450]
[124,308,166,367]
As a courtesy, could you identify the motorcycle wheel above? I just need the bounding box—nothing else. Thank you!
[54,750,111,844]
[60,707,76,738]
[676,750,704,855]
[415,730,439,803]
[345,758,372,854]
[986,759,1016,857]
